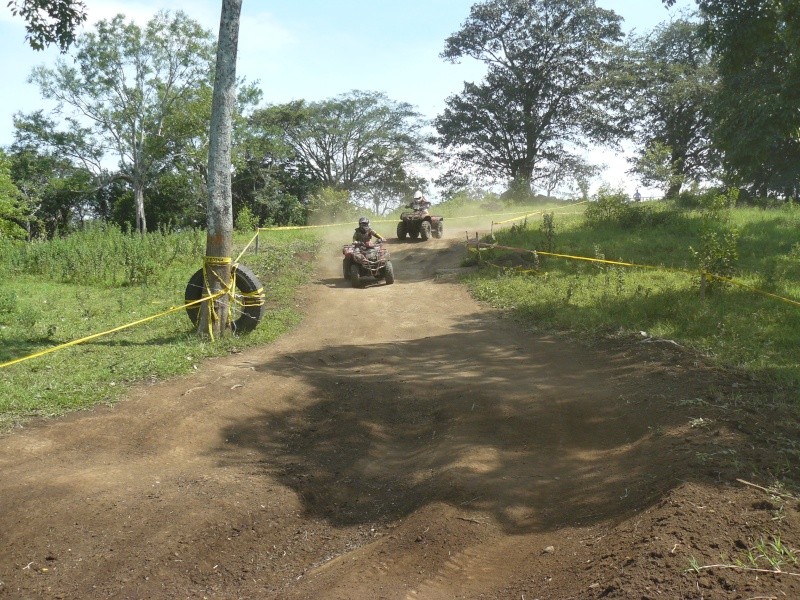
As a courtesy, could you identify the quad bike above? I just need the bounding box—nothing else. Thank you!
[396,204,444,241]
[342,240,395,287]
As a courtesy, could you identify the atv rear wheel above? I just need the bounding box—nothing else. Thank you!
[342,257,351,279]
[349,263,363,288]
[384,261,395,285]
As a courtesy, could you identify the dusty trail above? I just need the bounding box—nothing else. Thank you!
[1,227,798,600]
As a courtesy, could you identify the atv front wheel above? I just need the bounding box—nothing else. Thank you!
[432,222,443,239]
[349,263,363,288]
[384,261,395,285]
[342,257,351,279]
[420,221,431,241]
[396,221,407,239]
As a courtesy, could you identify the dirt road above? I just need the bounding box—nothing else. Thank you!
[1,229,798,599]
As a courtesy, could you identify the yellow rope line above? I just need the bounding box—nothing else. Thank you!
[0,294,224,369]
[235,230,260,263]
[491,201,589,225]
[0,253,272,368]
[704,272,800,307]
[232,287,266,308]
[475,242,800,307]
[256,208,576,232]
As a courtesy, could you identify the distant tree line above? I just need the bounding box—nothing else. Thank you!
[1,0,798,240]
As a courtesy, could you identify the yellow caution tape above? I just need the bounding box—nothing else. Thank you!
[475,242,800,308]
[491,201,589,225]
[202,256,236,340]
[703,272,800,307]
[0,293,224,369]
[235,230,261,263]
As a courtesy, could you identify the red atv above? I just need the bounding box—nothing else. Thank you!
[396,204,444,241]
[342,240,395,287]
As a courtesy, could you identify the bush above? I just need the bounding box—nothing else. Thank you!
[235,205,259,232]
[691,225,739,293]
[306,188,359,225]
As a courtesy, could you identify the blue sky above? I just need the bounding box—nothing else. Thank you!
[0,0,694,196]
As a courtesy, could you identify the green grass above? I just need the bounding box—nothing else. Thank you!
[0,226,320,430]
[464,200,800,390]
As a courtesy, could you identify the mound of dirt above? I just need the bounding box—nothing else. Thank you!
[1,231,798,599]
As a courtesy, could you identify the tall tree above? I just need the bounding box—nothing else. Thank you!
[704,0,799,198]
[232,103,317,227]
[260,91,428,209]
[7,142,96,237]
[0,151,27,240]
[663,0,800,198]
[626,19,717,197]
[436,0,624,197]
[199,0,241,338]
[26,10,216,233]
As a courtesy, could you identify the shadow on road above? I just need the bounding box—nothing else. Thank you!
[216,313,722,535]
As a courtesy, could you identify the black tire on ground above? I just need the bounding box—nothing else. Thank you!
[432,222,443,239]
[409,227,419,239]
[420,221,431,241]
[185,264,265,333]
[384,261,395,285]
[349,263,363,288]
[396,221,407,239]
[343,257,351,279]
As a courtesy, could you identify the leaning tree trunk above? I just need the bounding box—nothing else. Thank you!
[198,0,242,338]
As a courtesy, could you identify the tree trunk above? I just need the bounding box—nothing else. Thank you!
[666,180,682,199]
[198,0,242,339]
[134,185,147,234]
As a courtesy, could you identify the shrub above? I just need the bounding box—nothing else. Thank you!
[584,187,630,225]
[306,188,359,225]
[235,205,259,232]
[691,225,740,294]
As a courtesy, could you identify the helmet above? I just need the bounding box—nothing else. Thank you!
[358,216,370,229]
[413,190,423,200]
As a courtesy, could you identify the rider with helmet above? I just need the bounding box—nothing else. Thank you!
[409,190,431,212]
[353,216,385,244]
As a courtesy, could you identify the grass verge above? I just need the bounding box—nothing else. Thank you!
[0,227,320,431]
[462,200,800,391]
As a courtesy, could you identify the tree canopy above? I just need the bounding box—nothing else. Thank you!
[23,10,217,233]
[7,0,87,51]
[700,0,800,198]
[250,91,428,215]
[625,19,717,197]
[435,0,624,198]
[0,151,27,239]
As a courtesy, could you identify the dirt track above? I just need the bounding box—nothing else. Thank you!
[1,228,799,599]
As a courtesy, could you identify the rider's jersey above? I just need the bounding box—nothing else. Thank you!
[353,227,383,244]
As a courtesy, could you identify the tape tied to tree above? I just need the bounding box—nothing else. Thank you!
[202,256,236,339]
